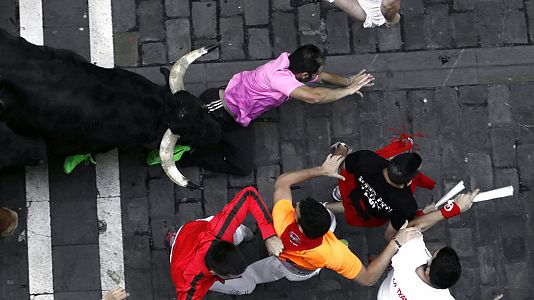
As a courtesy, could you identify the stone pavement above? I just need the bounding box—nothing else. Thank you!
[1,0,534,299]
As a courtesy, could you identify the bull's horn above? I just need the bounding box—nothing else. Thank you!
[159,129,199,188]
[169,43,221,94]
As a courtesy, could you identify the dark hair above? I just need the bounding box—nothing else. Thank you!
[387,153,422,185]
[298,198,330,239]
[204,240,247,276]
[429,247,461,289]
[288,45,324,75]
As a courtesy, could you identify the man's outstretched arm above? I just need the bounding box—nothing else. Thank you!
[383,190,480,241]
[273,154,345,206]
[289,70,374,104]
[408,189,480,232]
[352,222,422,286]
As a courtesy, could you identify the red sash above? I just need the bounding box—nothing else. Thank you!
[280,222,322,251]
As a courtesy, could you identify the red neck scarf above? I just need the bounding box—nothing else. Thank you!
[280,222,323,251]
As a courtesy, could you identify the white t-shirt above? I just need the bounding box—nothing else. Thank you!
[377,238,455,300]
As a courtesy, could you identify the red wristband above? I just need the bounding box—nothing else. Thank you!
[440,201,461,219]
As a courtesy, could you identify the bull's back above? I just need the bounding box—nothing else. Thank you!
[0,29,168,151]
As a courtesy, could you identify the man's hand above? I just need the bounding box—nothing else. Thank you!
[393,221,422,246]
[347,69,375,97]
[321,154,346,180]
[102,287,129,300]
[455,189,480,212]
[265,236,284,257]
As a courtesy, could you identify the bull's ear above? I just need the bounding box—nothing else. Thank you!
[160,67,171,88]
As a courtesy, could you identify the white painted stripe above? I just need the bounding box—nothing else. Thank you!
[31,295,54,300]
[95,151,125,294]
[25,165,54,298]
[88,0,114,68]
[20,1,54,298]
[19,0,43,45]
[88,0,124,296]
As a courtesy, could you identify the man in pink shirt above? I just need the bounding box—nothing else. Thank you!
[179,44,374,175]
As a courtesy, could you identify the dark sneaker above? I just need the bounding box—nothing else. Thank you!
[63,154,96,174]
[290,0,320,7]
[165,229,177,254]
[146,145,191,166]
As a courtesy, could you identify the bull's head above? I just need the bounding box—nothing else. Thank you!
[160,44,220,188]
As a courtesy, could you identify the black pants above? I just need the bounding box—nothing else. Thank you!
[179,88,255,176]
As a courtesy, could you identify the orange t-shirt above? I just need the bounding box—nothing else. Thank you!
[273,200,363,279]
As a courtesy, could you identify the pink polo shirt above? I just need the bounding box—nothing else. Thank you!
[224,52,304,127]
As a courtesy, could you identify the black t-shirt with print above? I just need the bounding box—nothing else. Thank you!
[344,150,417,230]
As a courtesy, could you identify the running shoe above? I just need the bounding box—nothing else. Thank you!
[146,145,191,166]
[63,154,96,174]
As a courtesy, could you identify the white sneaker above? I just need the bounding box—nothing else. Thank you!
[240,225,255,242]
[332,186,342,202]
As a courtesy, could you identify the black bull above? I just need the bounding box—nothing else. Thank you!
[0,29,221,170]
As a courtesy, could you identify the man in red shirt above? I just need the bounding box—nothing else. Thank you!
[166,186,283,300]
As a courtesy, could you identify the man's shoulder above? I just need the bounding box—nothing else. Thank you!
[346,150,387,169]
[273,199,293,212]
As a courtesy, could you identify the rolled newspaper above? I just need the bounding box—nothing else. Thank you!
[473,185,514,202]
[435,181,465,208]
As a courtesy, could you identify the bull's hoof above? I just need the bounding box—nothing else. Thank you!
[186,181,200,189]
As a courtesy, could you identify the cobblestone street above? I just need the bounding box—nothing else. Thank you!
[1,0,534,299]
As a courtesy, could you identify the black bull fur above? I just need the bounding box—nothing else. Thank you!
[0,29,221,169]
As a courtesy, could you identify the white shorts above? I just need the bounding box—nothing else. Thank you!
[358,0,386,28]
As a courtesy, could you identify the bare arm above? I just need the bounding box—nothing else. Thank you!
[408,190,480,232]
[102,287,129,300]
[352,223,422,286]
[318,71,351,86]
[384,222,397,241]
[289,71,374,104]
[273,154,345,206]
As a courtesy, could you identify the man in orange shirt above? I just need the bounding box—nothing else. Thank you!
[210,154,421,295]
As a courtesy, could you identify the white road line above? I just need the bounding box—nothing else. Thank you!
[19,0,43,46]
[20,1,55,298]
[88,0,125,296]
[25,165,54,299]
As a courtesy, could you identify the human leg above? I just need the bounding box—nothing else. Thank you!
[209,256,287,295]
[332,0,367,22]
[232,224,254,245]
[179,124,255,175]
[325,201,346,214]
[210,256,320,295]
[381,0,401,24]
[178,87,256,175]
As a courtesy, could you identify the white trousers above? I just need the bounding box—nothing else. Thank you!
[209,256,320,295]
[358,0,386,28]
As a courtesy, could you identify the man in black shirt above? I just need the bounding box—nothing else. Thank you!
[325,147,424,240]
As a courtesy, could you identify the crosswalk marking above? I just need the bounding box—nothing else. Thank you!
[19,0,43,45]
[88,0,125,296]
[20,0,125,297]
[25,165,54,299]
[20,1,55,298]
